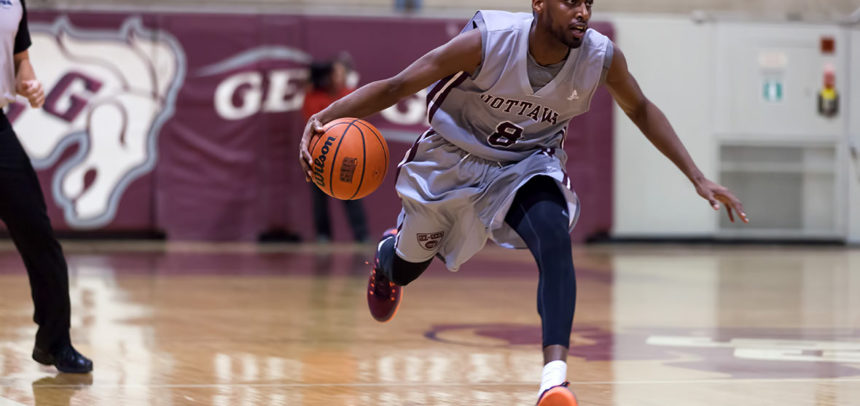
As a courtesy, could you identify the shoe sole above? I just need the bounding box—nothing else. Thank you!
[538,387,578,406]
[376,288,403,323]
[55,364,93,374]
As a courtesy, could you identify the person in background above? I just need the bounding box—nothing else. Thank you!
[302,57,370,243]
[0,0,92,373]
[394,0,422,13]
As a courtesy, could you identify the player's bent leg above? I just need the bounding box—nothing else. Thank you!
[367,228,432,322]
[505,176,577,404]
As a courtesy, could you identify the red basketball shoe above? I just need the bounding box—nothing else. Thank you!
[537,382,578,406]
[367,228,402,322]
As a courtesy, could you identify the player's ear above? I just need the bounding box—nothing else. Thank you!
[532,0,544,16]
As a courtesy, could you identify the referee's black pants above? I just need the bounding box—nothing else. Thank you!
[0,111,71,353]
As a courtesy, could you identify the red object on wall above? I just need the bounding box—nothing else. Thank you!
[821,36,835,54]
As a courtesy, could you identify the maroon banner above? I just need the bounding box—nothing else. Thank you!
[15,11,613,243]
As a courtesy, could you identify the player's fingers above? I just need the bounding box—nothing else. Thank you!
[725,205,735,223]
[299,141,311,161]
[298,151,308,168]
[732,201,748,223]
[299,148,310,169]
[32,91,45,108]
[299,138,315,183]
[705,193,719,210]
[717,192,748,223]
[300,118,324,183]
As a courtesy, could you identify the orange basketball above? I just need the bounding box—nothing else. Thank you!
[310,118,389,200]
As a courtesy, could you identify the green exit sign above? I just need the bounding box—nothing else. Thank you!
[763,80,783,102]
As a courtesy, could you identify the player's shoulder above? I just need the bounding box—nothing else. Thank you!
[583,28,612,50]
[473,10,531,33]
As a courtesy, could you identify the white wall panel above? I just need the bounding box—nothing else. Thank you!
[848,29,860,244]
[611,15,717,237]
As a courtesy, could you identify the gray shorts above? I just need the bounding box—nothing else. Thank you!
[394,131,580,271]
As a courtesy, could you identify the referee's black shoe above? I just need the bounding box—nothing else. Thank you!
[32,345,93,374]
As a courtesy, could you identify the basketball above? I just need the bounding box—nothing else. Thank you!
[310,118,389,200]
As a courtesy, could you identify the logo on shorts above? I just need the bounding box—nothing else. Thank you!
[340,157,357,183]
[417,231,444,250]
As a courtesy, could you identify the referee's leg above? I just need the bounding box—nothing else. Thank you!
[0,118,91,372]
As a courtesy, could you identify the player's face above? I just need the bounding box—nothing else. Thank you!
[332,62,347,90]
[537,0,593,49]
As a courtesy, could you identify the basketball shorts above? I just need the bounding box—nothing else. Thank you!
[394,130,580,271]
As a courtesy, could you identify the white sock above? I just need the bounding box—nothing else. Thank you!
[538,360,567,397]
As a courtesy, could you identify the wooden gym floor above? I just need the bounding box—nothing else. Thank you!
[0,241,858,405]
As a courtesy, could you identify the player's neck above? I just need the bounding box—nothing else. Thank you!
[529,23,569,66]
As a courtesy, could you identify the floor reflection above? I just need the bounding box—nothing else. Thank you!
[32,373,93,406]
[0,242,858,405]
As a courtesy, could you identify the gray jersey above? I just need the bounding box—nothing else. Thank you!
[426,10,613,162]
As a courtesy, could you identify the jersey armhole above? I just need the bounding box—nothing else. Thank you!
[466,12,488,80]
[14,0,31,55]
[599,41,614,85]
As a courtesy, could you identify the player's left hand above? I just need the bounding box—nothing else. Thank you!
[299,116,325,182]
[695,178,749,223]
[16,79,45,109]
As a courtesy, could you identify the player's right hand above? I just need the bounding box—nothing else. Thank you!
[299,116,325,182]
[16,79,45,108]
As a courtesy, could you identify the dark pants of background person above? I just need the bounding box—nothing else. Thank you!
[309,184,369,242]
[0,111,71,353]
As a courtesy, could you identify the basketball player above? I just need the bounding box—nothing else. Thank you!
[0,0,92,373]
[299,0,747,403]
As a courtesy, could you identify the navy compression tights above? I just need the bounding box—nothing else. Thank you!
[379,176,576,348]
[504,176,576,349]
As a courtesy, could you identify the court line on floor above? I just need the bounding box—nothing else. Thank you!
[6,377,860,389]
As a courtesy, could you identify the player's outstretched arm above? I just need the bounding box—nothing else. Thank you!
[298,29,482,181]
[604,44,748,223]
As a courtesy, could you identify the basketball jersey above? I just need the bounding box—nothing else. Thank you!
[426,10,613,162]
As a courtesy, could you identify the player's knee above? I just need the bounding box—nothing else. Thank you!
[537,218,571,252]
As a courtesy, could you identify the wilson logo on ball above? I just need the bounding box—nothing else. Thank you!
[312,136,337,188]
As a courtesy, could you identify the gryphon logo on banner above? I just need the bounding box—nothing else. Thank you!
[9,17,185,228]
